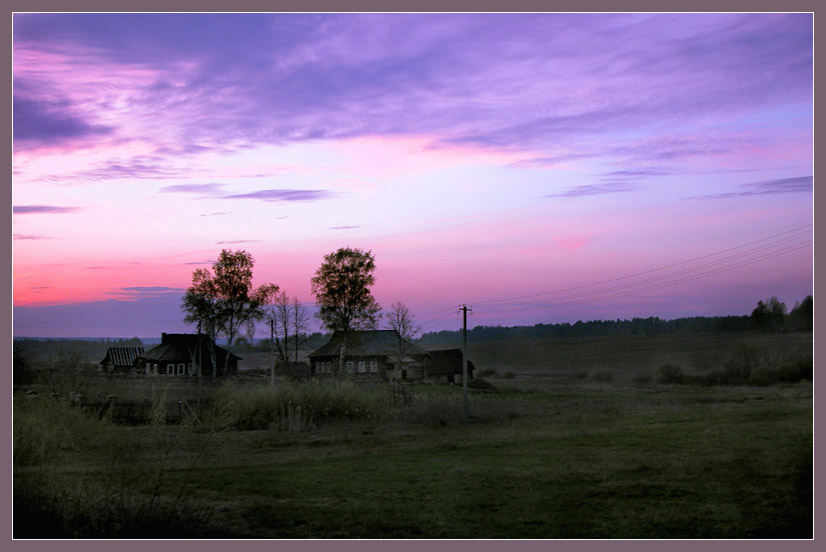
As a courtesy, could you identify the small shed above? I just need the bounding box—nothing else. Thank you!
[425,349,476,384]
[99,347,145,373]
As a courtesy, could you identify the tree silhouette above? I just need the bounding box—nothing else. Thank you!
[182,249,278,375]
[311,247,381,333]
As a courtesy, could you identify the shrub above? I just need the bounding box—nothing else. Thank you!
[749,367,781,387]
[656,364,685,384]
[467,378,497,390]
[633,373,653,385]
[778,357,813,383]
[591,370,614,382]
[723,345,764,384]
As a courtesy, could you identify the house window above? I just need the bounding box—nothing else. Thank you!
[177,363,186,375]
[370,361,378,373]
[188,363,194,375]
[166,364,174,375]
[358,361,366,373]
[346,361,354,373]
[154,364,159,376]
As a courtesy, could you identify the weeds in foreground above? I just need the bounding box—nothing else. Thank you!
[13,392,217,538]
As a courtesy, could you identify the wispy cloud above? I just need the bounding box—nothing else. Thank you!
[200,211,232,217]
[222,189,336,202]
[13,234,53,240]
[13,205,79,214]
[216,239,262,244]
[692,175,813,199]
[160,183,224,195]
[329,225,361,230]
[117,286,184,298]
[545,182,637,198]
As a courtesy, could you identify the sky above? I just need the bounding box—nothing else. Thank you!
[12,13,813,338]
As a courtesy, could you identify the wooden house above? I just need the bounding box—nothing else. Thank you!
[307,330,431,382]
[99,347,145,373]
[136,333,241,377]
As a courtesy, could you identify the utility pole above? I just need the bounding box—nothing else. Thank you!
[270,319,275,388]
[461,304,472,424]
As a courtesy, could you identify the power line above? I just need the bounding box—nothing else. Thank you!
[478,235,812,308]
[471,224,812,306]
[474,241,811,315]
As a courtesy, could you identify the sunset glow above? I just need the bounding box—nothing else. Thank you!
[12,13,813,337]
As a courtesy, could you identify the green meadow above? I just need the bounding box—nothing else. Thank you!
[13,332,812,538]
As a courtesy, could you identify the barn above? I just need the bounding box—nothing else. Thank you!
[424,348,476,384]
[99,347,145,373]
[136,333,241,377]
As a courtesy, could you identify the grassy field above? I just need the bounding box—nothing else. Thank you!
[13,332,813,538]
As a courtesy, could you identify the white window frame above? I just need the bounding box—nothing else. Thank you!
[346,361,354,373]
[177,363,186,375]
[370,361,378,373]
[358,361,366,373]
[166,364,175,376]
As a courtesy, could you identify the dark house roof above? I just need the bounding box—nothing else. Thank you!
[425,349,476,376]
[308,330,429,358]
[99,347,144,367]
[141,333,241,366]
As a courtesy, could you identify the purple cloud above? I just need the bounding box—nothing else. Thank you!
[13,95,113,148]
[693,176,813,199]
[222,189,336,202]
[13,13,811,169]
[13,205,79,214]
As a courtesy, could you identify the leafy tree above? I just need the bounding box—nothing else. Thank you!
[182,249,279,375]
[789,295,813,332]
[750,297,787,332]
[311,247,381,332]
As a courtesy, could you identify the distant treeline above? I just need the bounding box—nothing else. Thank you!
[419,295,813,345]
[13,337,144,364]
[419,316,754,345]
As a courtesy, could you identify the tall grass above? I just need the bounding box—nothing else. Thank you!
[13,393,216,538]
[212,381,386,431]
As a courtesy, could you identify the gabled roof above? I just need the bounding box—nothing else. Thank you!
[100,347,144,366]
[308,330,428,358]
[141,334,241,364]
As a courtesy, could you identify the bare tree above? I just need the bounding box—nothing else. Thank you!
[387,301,420,381]
[268,291,311,365]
